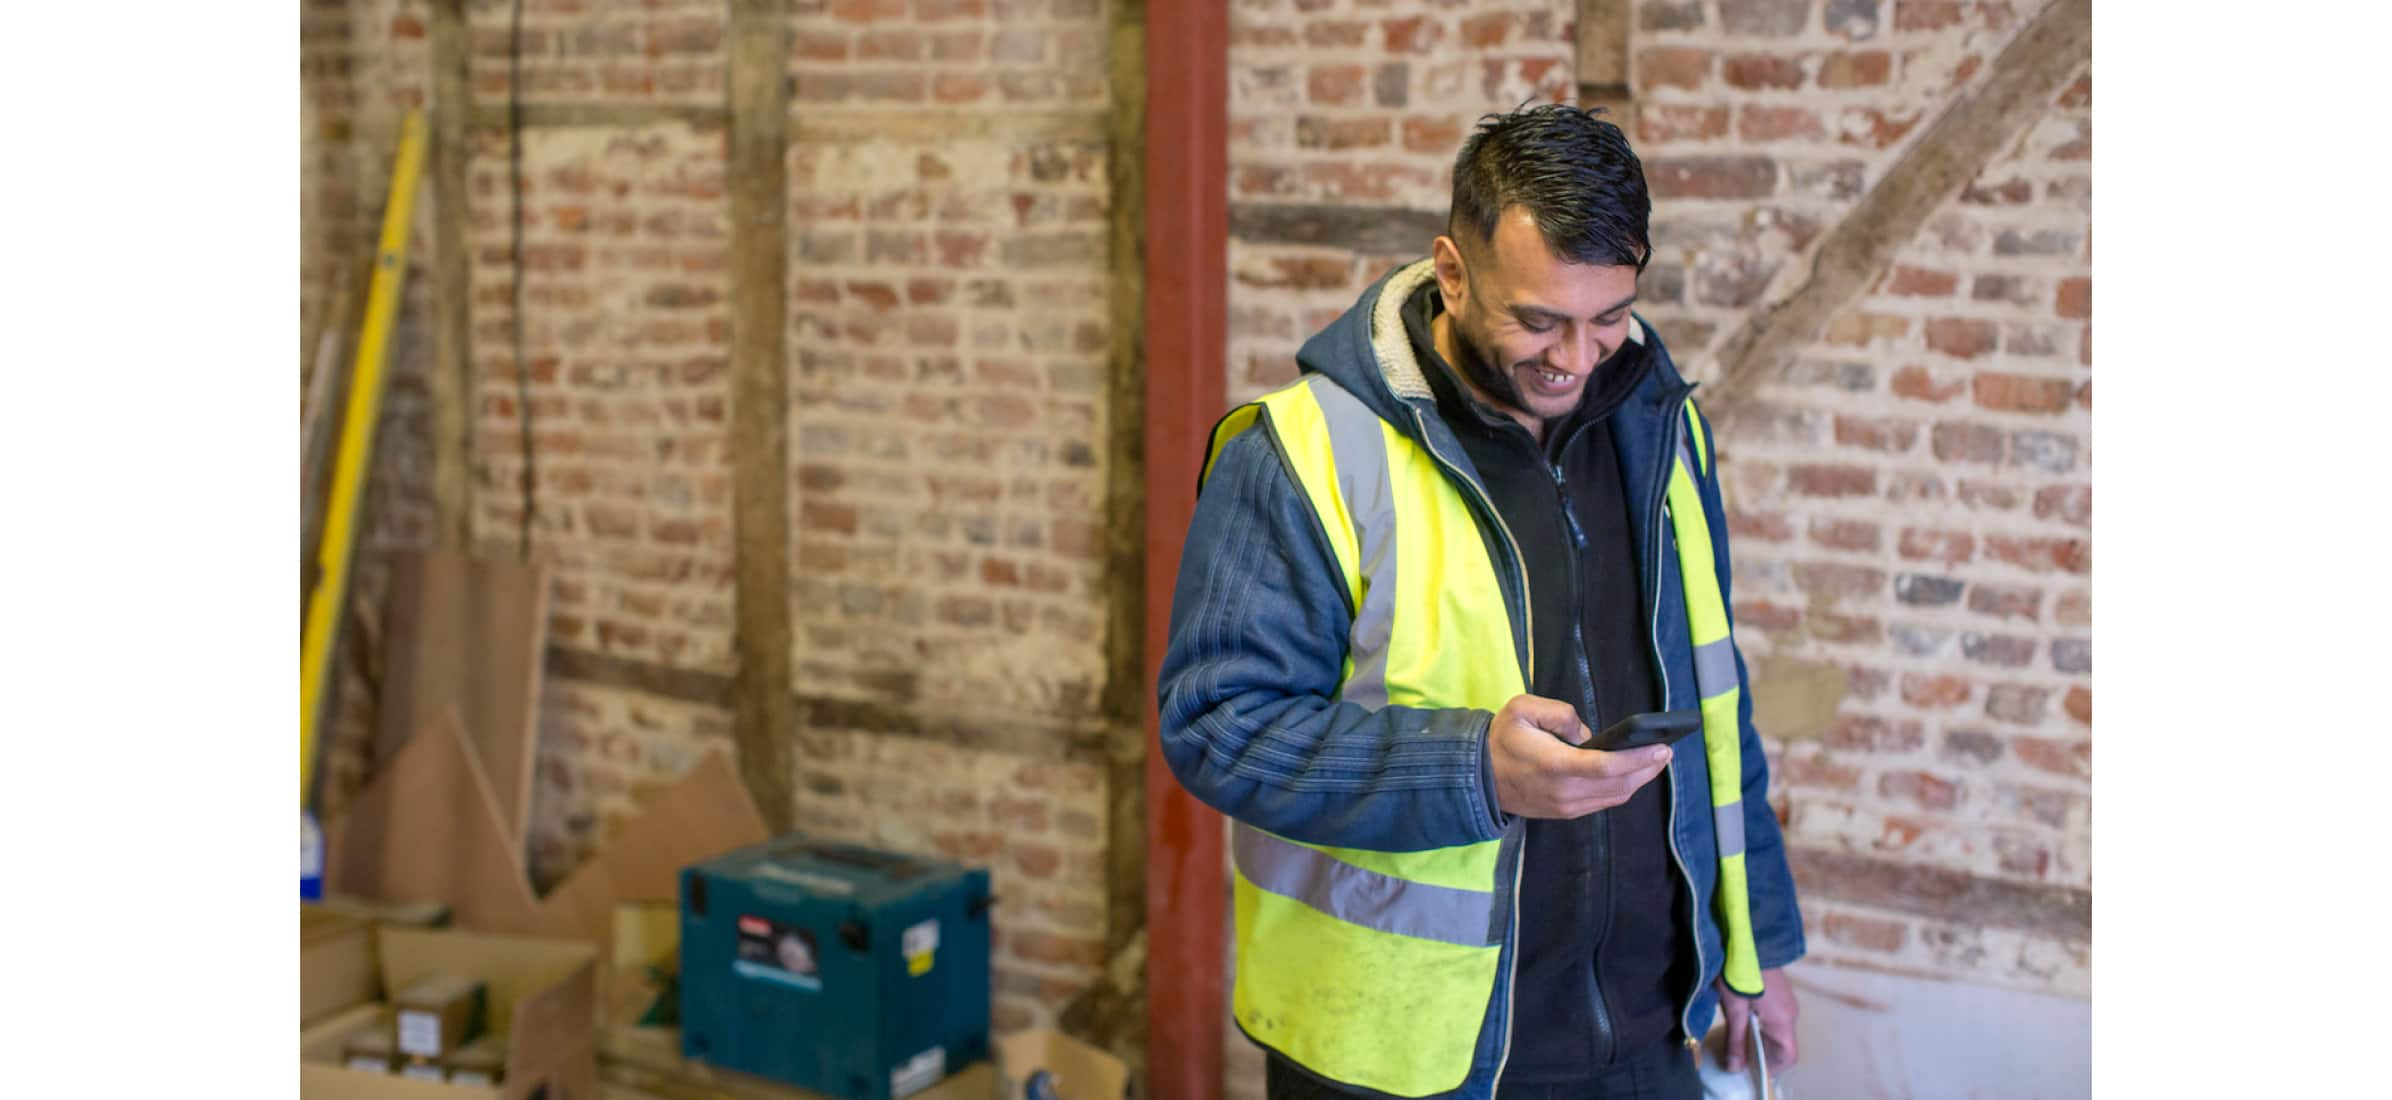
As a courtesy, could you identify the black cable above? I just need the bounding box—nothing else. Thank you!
[509,0,536,559]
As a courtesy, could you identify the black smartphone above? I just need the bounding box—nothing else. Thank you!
[1586,709,1703,753]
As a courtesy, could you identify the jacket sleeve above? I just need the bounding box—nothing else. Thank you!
[1691,403,1809,971]
[1156,421,1511,854]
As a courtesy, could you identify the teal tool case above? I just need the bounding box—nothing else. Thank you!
[679,835,993,1099]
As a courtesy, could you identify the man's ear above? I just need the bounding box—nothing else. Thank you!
[1431,234,1468,311]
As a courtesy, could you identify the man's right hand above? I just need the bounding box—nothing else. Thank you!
[1488,694,1675,819]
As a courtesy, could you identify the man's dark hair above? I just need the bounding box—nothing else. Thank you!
[1447,103,1651,270]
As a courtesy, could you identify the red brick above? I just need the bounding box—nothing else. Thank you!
[1895,0,1963,31]
[1967,582,2041,622]
[1729,508,1794,542]
[1891,365,1966,404]
[1304,19,1371,48]
[1985,535,2090,575]
[1825,312,1909,348]
[1898,528,1974,565]
[1779,754,1864,792]
[1880,769,1960,811]
[1723,53,1806,90]
[2056,276,2091,320]
[1823,911,1910,954]
[1810,613,1883,644]
[1925,317,1998,359]
[1296,116,1391,151]
[2012,736,2089,779]
[1819,50,1892,88]
[1307,64,1367,107]
[1887,265,1959,298]
[1403,115,1464,154]
[1638,47,1713,91]
[1823,715,1927,755]
[1461,11,1513,47]
[932,73,989,104]
[1793,561,1886,600]
[1738,106,1825,142]
[1931,422,2004,464]
[1973,373,2076,414]
[1809,517,1882,552]
[1834,415,1918,453]
[1639,105,1731,144]
[1786,463,1876,498]
[1382,17,1444,54]
[2054,589,2091,627]
[1647,156,1777,199]
[1901,674,1971,709]
[2034,485,2091,527]
[1840,106,1922,149]
[1984,683,2048,725]
[2063,685,2091,725]
[832,0,906,21]
[1734,599,1804,633]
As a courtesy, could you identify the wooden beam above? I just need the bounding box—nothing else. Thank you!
[469,101,728,132]
[429,0,473,550]
[1703,0,2092,419]
[726,0,796,835]
[1070,0,1153,1068]
[1144,0,1228,1096]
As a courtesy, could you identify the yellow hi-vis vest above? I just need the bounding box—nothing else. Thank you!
[1201,374,1763,1097]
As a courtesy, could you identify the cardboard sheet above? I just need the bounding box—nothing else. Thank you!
[323,710,545,932]
[378,551,551,851]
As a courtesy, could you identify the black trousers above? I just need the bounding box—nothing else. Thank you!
[1264,1040,1702,1100]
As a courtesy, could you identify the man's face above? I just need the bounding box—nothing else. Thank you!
[1431,206,1641,427]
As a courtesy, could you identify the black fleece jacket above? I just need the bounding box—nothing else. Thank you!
[1402,283,1696,1080]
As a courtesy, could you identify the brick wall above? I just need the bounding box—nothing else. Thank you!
[1219,5,2090,1089]
[302,0,1129,1035]
[1628,0,2090,999]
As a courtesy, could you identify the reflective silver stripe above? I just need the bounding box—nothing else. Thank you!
[1692,636,1738,700]
[1309,378,1400,711]
[1233,824,1498,948]
[1712,800,1746,859]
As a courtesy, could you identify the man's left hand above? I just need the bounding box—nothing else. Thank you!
[1716,967,1799,1073]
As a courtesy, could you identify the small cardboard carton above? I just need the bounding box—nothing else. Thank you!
[299,914,596,1100]
[993,1030,1128,1100]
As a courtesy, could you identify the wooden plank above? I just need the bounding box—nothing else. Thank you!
[430,0,474,549]
[1142,1,1228,1096]
[322,708,546,932]
[470,101,730,132]
[378,550,552,850]
[726,0,797,834]
[1702,0,2092,418]
[1082,0,1151,1066]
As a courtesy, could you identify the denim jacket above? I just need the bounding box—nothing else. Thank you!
[1158,261,1806,1088]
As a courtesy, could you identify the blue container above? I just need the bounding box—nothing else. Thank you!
[679,835,992,1100]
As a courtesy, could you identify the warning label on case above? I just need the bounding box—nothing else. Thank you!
[903,918,939,977]
[732,914,823,992]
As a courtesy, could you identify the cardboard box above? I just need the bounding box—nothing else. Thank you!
[393,973,488,1060]
[300,915,596,1100]
[302,904,380,1027]
[993,1030,1127,1100]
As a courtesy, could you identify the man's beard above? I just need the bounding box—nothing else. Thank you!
[1448,317,1533,420]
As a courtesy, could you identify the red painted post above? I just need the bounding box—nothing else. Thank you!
[1143,1,1229,1098]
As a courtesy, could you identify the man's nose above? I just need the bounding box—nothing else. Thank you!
[1548,327,1598,373]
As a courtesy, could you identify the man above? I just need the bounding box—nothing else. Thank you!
[1157,105,1807,1099]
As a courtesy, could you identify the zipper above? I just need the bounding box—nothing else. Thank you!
[1644,383,1715,1044]
[1409,406,1534,1092]
[1547,456,1619,1066]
